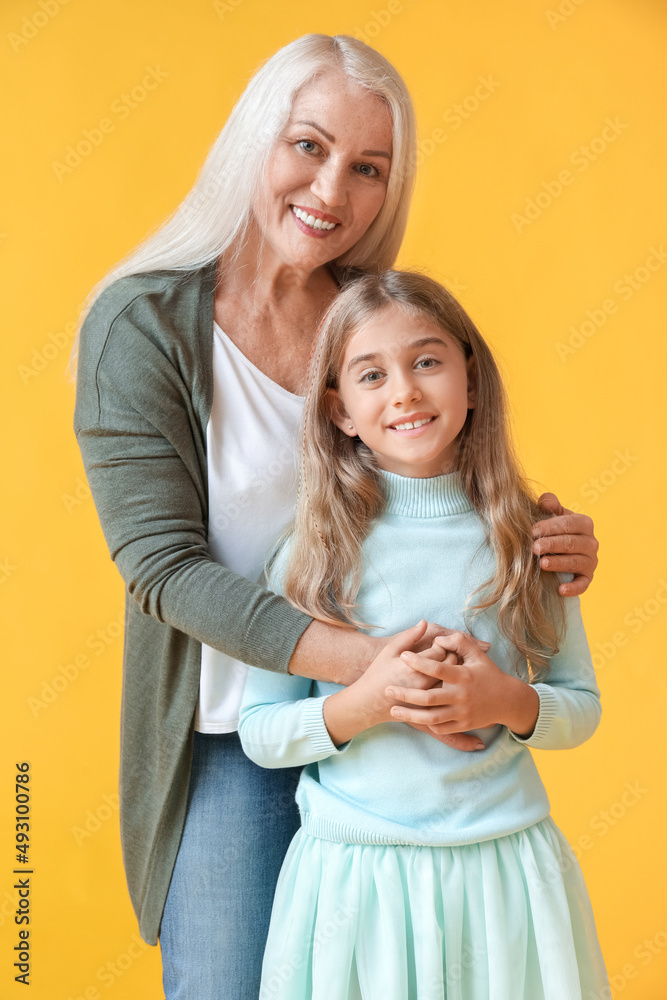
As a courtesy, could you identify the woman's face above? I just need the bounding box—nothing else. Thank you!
[252,70,394,273]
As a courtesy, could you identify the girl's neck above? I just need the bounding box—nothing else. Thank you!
[372,455,460,481]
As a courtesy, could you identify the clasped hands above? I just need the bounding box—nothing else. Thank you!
[324,491,592,749]
[360,620,539,752]
[358,486,597,750]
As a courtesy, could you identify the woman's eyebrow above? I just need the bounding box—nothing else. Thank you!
[347,337,448,371]
[295,119,391,159]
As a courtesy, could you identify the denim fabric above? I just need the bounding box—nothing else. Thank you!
[160,731,302,999]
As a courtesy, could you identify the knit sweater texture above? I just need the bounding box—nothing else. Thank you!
[239,469,602,846]
[73,263,313,944]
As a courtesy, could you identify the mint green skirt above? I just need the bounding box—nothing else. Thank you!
[258,816,609,1000]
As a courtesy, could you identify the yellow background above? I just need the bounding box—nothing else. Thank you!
[2,0,666,996]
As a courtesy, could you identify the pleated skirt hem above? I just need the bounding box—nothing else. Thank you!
[259,816,609,1000]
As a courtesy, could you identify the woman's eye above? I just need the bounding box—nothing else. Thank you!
[297,139,319,154]
[357,163,379,178]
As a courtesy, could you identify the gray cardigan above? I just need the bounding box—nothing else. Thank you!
[73,261,313,944]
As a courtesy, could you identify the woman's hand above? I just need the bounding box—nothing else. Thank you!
[322,622,489,749]
[382,620,491,657]
[533,493,599,596]
[290,618,487,686]
[385,631,540,740]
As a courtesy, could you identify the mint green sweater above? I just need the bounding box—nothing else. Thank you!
[73,264,313,944]
[239,470,602,846]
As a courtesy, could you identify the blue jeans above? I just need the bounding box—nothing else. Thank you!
[160,731,303,999]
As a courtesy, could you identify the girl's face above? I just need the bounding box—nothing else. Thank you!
[326,305,475,479]
[251,70,393,274]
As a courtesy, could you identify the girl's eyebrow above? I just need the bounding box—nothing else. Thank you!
[346,337,449,372]
[294,119,392,160]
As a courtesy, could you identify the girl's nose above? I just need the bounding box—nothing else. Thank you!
[310,159,348,209]
[391,373,422,406]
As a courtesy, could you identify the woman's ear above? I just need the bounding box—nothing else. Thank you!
[466,355,477,409]
[325,388,357,437]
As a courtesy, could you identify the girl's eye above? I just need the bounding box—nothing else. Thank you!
[357,163,380,178]
[360,370,384,384]
[416,357,439,369]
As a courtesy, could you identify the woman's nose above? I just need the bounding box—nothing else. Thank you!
[310,159,348,209]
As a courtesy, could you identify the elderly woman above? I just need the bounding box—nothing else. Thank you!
[73,34,599,1000]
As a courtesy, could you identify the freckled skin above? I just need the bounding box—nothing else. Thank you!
[250,69,394,275]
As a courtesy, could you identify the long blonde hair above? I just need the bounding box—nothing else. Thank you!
[70,34,417,375]
[278,270,565,675]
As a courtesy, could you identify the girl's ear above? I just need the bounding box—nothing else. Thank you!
[466,355,477,409]
[325,388,357,437]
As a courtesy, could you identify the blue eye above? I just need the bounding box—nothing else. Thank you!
[357,163,379,178]
[360,370,383,383]
[298,140,318,153]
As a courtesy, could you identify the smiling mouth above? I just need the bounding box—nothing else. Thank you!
[389,416,436,432]
[290,205,339,231]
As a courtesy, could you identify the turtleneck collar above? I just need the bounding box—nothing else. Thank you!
[379,468,474,518]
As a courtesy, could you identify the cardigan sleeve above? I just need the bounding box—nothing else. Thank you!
[73,283,312,675]
[508,587,602,751]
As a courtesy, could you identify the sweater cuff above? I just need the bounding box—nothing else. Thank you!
[302,696,352,757]
[508,683,559,748]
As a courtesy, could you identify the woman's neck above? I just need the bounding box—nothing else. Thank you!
[217,226,339,306]
[212,240,339,396]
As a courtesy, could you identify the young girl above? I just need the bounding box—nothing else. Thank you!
[238,270,609,1000]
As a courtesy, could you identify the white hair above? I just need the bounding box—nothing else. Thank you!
[71,34,417,372]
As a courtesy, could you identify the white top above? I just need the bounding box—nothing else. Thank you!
[195,321,304,732]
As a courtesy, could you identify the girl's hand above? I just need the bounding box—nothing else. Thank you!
[322,622,489,748]
[533,493,599,596]
[401,644,486,752]
[385,631,540,740]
